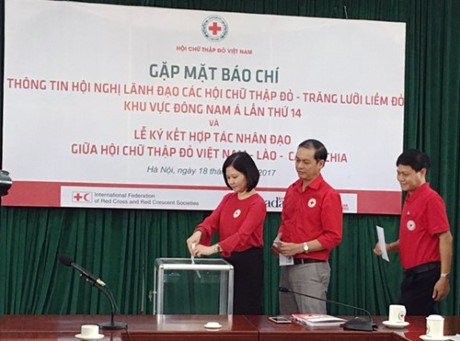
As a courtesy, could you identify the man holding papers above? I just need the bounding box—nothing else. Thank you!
[374,149,452,315]
[272,139,343,314]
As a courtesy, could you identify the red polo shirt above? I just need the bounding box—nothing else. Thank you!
[399,183,450,269]
[196,192,266,258]
[278,174,343,261]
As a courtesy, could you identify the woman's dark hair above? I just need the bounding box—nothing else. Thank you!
[222,151,260,191]
[396,149,431,172]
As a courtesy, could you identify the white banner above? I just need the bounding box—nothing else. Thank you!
[3,0,406,213]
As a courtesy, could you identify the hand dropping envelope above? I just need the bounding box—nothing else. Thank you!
[376,226,390,262]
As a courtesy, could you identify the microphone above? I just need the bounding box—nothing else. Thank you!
[59,255,127,330]
[279,287,376,332]
[59,255,106,287]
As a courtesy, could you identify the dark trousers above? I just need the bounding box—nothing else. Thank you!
[399,262,440,316]
[225,247,264,315]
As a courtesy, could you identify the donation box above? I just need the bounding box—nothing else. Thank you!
[153,258,234,315]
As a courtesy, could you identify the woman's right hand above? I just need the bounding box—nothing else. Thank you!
[186,230,202,255]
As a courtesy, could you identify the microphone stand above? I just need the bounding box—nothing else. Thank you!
[97,283,127,330]
[279,287,377,332]
[59,255,127,330]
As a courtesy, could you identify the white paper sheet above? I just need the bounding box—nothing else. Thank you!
[376,226,390,262]
[279,254,294,266]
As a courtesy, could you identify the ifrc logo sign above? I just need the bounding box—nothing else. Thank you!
[72,192,92,203]
[202,16,228,41]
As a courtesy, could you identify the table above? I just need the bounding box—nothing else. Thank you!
[0,315,258,341]
[0,314,459,340]
[247,315,460,341]
[249,316,411,340]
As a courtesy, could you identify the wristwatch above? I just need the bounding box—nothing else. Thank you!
[440,272,450,279]
[303,242,309,254]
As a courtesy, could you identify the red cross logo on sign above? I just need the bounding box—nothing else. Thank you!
[202,16,228,41]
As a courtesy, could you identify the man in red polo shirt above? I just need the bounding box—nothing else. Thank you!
[272,139,343,314]
[374,149,452,315]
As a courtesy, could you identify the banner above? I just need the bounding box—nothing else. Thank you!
[3,0,406,213]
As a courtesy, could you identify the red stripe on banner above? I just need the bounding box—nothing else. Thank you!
[258,187,402,214]
[1,181,230,207]
[2,181,62,207]
[2,181,402,214]
[338,189,402,215]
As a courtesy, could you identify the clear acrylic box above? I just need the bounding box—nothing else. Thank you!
[153,258,234,315]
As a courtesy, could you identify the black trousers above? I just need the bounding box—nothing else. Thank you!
[225,247,264,315]
[399,262,440,316]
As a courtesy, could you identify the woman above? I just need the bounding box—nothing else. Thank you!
[186,151,266,314]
